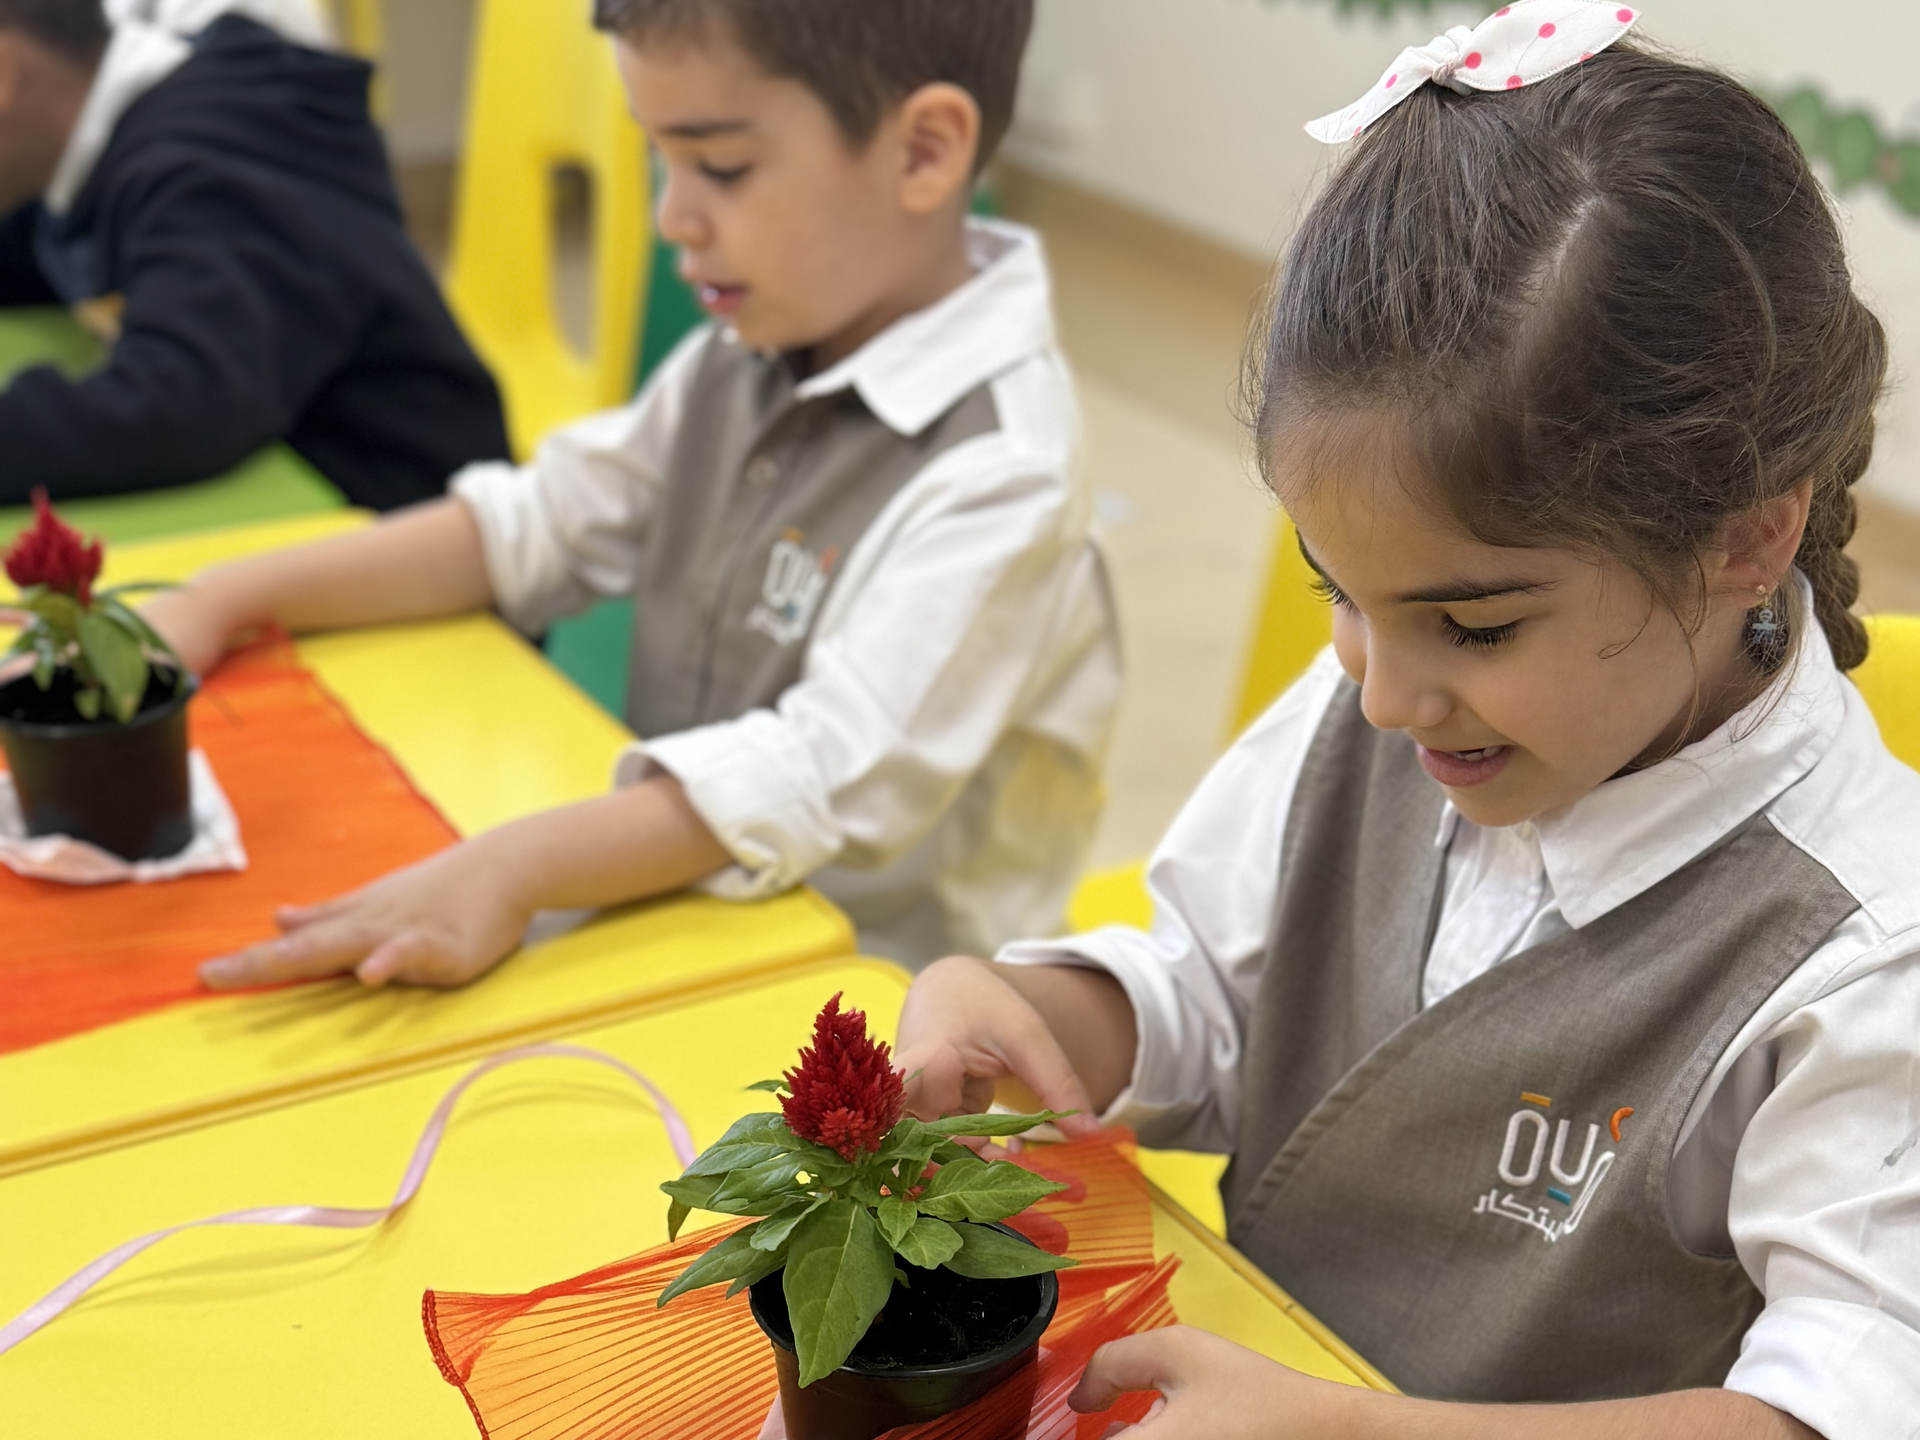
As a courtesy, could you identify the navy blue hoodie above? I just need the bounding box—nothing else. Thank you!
[0,16,511,510]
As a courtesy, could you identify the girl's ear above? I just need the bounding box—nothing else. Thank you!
[1712,480,1815,596]
[893,81,980,217]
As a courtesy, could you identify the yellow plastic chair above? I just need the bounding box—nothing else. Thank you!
[444,0,651,458]
[1855,614,1920,771]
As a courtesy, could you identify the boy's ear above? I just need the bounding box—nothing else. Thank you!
[893,81,980,218]
[1712,480,1814,597]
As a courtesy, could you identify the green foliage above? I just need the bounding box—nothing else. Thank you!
[657,1105,1078,1386]
[6,580,184,723]
[1766,86,1920,219]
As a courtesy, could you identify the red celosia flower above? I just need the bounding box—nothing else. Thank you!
[781,993,906,1161]
[4,489,103,606]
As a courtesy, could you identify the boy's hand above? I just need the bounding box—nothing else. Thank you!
[1071,1329,1344,1437]
[198,840,533,991]
[141,584,240,679]
[896,955,1102,1134]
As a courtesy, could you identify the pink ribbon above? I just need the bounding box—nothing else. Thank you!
[0,1042,696,1358]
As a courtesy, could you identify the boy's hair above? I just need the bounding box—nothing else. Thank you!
[0,0,108,65]
[1250,46,1884,671]
[591,0,1033,174]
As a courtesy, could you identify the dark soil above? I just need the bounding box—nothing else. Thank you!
[0,666,183,727]
[757,1264,1043,1371]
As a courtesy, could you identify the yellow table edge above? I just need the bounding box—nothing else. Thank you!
[1144,1174,1400,1394]
[0,890,851,1183]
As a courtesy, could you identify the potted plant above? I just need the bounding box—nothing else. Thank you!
[659,994,1078,1440]
[1,490,195,860]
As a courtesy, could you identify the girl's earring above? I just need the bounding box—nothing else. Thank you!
[1743,582,1789,673]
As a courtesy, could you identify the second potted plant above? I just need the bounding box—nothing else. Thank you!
[1,491,194,860]
[659,994,1078,1440]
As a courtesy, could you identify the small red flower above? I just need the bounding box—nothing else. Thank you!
[781,993,906,1161]
[4,489,103,605]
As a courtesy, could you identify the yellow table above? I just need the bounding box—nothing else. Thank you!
[0,515,854,1176]
[0,960,1390,1436]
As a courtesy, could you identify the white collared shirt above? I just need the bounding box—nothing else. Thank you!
[456,220,1120,965]
[1002,618,1920,1438]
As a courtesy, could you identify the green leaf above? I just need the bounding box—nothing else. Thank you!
[876,1196,917,1249]
[76,611,147,722]
[752,1195,827,1252]
[943,1222,1077,1281]
[919,1110,1075,1139]
[661,1172,724,1212]
[915,1157,1069,1225]
[892,1215,963,1270]
[708,1150,817,1213]
[73,686,100,720]
[98,596,181,668]
[708,1112,801,1151]
[745,1079,789,1094]
[682,1141,792,1180]
[658,1224,787,1307]
[783,1199,897,1387]
[667,1198,692,1242]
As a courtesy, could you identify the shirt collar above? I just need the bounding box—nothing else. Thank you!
[1436,578,1848,930]
[45,21,191,216]
[789,218,1057,436]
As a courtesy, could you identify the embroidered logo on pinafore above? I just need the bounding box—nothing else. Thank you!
[746,528,840,647]
[1469,1091,1635,1244]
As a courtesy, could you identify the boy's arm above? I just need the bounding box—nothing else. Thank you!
[141,498,493,677]
[200,773,731,990]
[1070,1328,1819,1439]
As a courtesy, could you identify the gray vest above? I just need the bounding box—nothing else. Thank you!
[627,336,999,738]
[1223,682,1857,1401]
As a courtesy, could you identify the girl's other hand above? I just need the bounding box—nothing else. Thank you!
[197,839,534,991]
[1071,1328,1344,1437]
[896,955,1103,1135]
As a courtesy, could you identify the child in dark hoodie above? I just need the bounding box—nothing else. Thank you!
[0,0,510,511]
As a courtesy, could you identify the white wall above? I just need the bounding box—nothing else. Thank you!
[1008,0,1920,511]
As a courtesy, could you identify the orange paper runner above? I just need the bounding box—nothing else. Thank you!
[424,1133,1177,1440]
[0,637,459,1054]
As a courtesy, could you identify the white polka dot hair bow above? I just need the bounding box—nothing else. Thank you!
[1305,0,1641,143]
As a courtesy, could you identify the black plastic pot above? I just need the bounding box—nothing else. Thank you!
[749,1225,1060,1440]
[0,667,197,861]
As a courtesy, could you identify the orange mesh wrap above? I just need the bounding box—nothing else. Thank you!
[423,1133,1177,1440]
[0,636,459,1053]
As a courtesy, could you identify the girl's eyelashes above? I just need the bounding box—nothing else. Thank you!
[1442,615,1520,650]
[1308,572,1520,648]
[1308,573,1352,609]
[698,161,752,185]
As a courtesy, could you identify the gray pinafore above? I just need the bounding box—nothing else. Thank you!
[624,336,999,738]
[1222,682,1857,1400]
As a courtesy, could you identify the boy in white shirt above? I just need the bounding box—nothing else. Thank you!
[147,0,1118,986]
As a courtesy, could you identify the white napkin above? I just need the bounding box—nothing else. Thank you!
[0,750,248,884]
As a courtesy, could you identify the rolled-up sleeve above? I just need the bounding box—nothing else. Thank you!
[453,328,709,633]
[996,650,1345,1153]
[621,432,1108,901]
[1721,941,1920,1439]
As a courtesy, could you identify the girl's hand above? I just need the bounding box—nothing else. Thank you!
[1071,1328,1345,1437]
[896,955,1103,1134]
[197,839,535,991]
